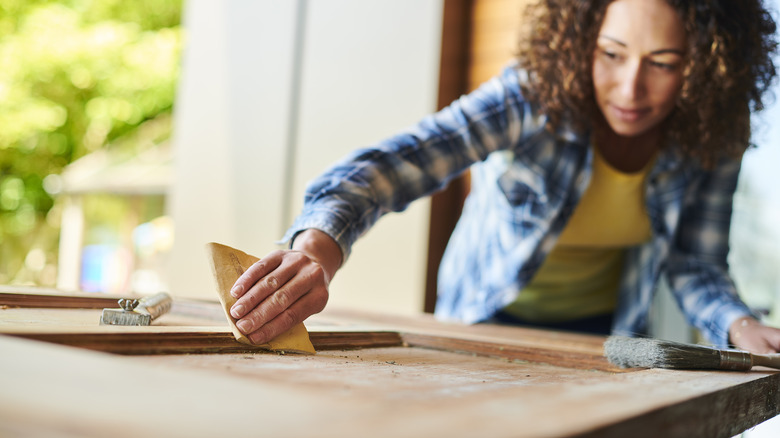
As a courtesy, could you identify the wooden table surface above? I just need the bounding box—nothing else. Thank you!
[1,287,779,438]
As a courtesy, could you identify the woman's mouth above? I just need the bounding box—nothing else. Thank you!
[610,104,650,122]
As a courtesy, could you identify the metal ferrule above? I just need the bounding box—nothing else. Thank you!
[719,350,753,371]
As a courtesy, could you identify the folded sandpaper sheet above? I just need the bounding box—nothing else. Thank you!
[205,242,315,354]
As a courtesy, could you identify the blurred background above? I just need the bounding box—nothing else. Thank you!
[0,0,180,294]
[1,0,778,328]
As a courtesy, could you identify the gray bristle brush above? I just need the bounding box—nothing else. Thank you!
[603,336,780,371]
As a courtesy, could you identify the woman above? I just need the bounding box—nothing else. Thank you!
[228,0,780,353]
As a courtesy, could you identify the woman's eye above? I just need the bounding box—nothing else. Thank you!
[599,49,620,61]
[648,60,677,71]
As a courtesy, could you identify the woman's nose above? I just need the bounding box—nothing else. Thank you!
[619,61,645,100]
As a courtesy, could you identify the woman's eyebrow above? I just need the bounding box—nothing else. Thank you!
[649,48,685,56]
[598,35,627,47]
[597,35,684,56]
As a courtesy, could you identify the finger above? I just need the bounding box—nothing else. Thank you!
[231,262,298,320]
[246,284,328,344]
[230,251,285,298]
[762,327,780,353]
[235,261,324,333]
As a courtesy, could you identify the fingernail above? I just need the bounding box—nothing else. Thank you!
[230,284,244,298]
[231,304,245,318]
[236,319,252,333]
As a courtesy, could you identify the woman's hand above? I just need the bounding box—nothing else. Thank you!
[729,316,780,354]
[228,229,342,344]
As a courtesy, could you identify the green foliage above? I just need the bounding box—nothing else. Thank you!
[0,0,182,284]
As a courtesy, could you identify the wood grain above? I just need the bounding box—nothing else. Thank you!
[0,290,122,309]
[574,373,780,438]
[2,288,780,437]
[1,299,614,371]
[4,328,402,355]
[0,288,227,322]
[3,334,778,438]
[402,332,617,372]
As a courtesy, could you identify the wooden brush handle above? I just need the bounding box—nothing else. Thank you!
[751,353,780,370]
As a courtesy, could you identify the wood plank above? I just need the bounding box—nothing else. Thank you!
[0,320,614,370]
[128,347,780,438]
[427,0,474,314]
[0,290,121,309]
[0,288,227,321]
[2,334,778,438]
[3,328,403,355]
[2,289,779,436]
[0,305,611,369]
[468,0,531,89]
[128,346,611,401]
[0,303,615,370]
[0,297,403,354]
[402,332,619,372]
[315,308,607,354]
[574,373,780,438]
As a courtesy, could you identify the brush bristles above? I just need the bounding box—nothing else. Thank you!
[604,336,722,369]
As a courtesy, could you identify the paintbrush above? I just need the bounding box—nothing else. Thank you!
[603,335,780,371]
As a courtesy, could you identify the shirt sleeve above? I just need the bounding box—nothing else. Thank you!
[281,64,538,260]
[665,157,758,347]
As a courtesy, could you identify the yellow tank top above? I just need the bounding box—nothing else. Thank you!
[503,144,654,322]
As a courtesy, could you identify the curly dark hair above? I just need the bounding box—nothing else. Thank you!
[516,0,778,168]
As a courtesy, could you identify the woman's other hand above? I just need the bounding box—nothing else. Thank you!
[729,316,780,354]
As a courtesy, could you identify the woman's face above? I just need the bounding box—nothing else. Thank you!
[592,0,687,138]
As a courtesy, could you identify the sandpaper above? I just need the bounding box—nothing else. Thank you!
[205,242,316,354]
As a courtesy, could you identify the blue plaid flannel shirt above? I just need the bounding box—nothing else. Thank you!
[284,64,756,348]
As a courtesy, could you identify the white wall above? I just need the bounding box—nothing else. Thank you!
[167,0,443,315]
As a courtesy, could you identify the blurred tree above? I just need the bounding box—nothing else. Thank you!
[0,0,182,284]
